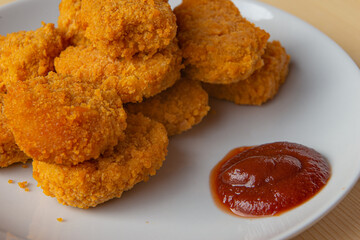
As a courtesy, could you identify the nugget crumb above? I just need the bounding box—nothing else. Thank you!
[25,188,30,192]
[57,218,64,222]
[22,165,29,168]
[18,181,28,189]
[8,179,14,184]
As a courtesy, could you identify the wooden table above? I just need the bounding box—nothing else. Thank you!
[1,0,359,239]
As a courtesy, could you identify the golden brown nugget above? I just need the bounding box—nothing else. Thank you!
[4,72,127,165]
[0,23,65,87]
[58,0,87,46]
[33,113,168,209]
[55,40,183,103]
[0,97,29,168]
[81,0,177,58]
[174,0,269,84]
[126,79,210,136]
[202,41,290,106]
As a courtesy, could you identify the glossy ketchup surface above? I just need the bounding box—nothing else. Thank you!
[210,142,330,217]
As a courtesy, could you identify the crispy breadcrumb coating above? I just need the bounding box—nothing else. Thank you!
[203,41,290,105]
[33,113,168,209]
[58,0,88,46]
[0,23,65,87]
[81,0,177,58]
[0,97,29,168]
[126,78,210,136]
[174,0,269,84]
[4,72,127,165]
[55,40,183,103]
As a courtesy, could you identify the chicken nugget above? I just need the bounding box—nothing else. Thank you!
[0,23,65,87]
[58,0,87,46]
[33,113,168,208]
[174,0,269,84]
[202,41,290,105]
[3,72,127,165]
[126,78,210,136]
[81,0,177,58]
[0,97,29,168]
[55,40,183,103]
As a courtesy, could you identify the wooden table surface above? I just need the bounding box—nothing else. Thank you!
[1,0,359,239]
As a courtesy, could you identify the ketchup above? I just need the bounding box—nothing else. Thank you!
[210,142,330,217]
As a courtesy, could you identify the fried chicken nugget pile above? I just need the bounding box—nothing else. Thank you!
[0,0,205,209]
[174,0,270,84]
[203,41,290,105]
[0,0,291,209]
[33,113,168,208]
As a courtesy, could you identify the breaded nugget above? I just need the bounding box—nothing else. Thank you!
[126,78,210,136]
[174,0,269,84]
[33,113,168,208]
[0,96,29,168]
[3,72,127,165]
[81,0,177,58]
[202,41,290,105]
[0,23,65,87]
[55,40,183,103]
[58,0,87,46]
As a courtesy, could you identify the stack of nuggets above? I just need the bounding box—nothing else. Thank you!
[0,0,211,208]
[0,0,290,209]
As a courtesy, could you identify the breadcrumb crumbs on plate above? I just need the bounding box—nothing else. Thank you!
[8,179,14,184]
[18,181,28,189]
[57,218,64,222]
[25,188,30,192]
[22,164,29,168]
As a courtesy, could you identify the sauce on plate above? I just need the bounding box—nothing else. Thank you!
[210,142,330,217]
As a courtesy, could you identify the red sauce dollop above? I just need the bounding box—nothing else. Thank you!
[210,142,331,217]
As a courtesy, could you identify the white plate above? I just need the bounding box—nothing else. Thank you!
[1,0,360,239]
